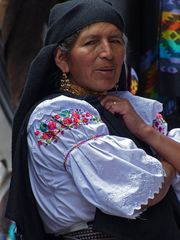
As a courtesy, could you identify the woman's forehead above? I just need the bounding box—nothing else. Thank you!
[78,22,123,37]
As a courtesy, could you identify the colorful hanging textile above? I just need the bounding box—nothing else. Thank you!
[158,0,180,97]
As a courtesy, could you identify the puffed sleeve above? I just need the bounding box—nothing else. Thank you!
[112,91,163,126]
[27,95,165,220]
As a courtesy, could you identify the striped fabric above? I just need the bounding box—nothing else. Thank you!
[62,223,115,240]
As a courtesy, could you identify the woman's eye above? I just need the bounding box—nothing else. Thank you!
[110,38,124,45]
[84,40,97,46]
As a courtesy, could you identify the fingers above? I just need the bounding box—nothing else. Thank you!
[100,95,121,106]
[100,97,118,113]
[102,99,118,112]
[100,95,131,115]
[99,95,148,137]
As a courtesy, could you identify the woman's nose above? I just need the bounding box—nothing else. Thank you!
[99,40,113,60]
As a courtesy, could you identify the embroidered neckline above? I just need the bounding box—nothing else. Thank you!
[60,83,107,97]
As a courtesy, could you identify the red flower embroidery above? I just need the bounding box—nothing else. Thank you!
[74,118,80,123]
[34,109,100,145]
[48,121,56,130]
[72,112,80,119]
[83,118,88,123]
[63,117,72,125]
[38,141,43,145]
[55,114,60,119]
[42,133,49,139]
[34,130,40,136]
[156,113,163,119]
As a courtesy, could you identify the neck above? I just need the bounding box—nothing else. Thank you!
[60,82,107,97]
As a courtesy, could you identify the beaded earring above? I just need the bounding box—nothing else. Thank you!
[60,72,71,91]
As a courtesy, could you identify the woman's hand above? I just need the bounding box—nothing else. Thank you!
[100,95,147,138]
[100,95,180,173]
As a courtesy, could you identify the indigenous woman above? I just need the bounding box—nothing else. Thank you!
[6,1,180,240]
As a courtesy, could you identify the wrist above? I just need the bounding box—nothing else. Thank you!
[135,124,158,143]
[161,160,176,179]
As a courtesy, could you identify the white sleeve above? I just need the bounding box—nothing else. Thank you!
[28,95,165,220]
[111,91,163,125]
[66,134,165,218]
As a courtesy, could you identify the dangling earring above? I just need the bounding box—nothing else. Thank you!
[60,72,71,91]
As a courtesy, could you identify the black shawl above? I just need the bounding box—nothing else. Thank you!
[6,92,180,240]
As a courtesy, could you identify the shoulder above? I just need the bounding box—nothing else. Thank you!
[27,94,105,148]
[27,95,100,129]
[116,91,162,111]
[110,91,163,125]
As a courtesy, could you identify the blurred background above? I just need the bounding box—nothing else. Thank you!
[0,0,179,239]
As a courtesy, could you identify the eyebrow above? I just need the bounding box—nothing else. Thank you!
[80,32,123,41]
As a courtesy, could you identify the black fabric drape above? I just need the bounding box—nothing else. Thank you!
[111,0,180,119]
[6,92,65,240]
[110,0,160,97]
[87,95,180,240]
[94,187,180,240]
[6,92,180,240]
[6,105,50,240]
[85,95,153,155]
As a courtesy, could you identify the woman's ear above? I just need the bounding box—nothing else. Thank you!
[54,48,69,72]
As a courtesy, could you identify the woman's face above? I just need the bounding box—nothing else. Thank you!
[59,22,125,92]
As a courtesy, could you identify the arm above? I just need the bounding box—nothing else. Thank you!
[100,95,178,206]
[100,95,180,173]
[28,95,170,220]
[136,123,180,173]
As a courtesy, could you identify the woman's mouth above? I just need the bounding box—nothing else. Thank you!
[96,67,115,77]
[97,66,115,71]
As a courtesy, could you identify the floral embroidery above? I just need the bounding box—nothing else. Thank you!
[153,113,168,135]
[34,109,101,145]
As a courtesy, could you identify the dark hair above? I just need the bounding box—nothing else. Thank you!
[58,31,81,54]
[58,28,127,55]
[47,31,81,91]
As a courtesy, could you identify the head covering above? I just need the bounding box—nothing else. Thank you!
[12,0,126,150]
[45,0,124,45]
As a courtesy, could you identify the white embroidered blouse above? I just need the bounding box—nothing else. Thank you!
[27,91,180,235]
